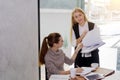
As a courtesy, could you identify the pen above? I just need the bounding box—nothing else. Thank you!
[76,65,80,68]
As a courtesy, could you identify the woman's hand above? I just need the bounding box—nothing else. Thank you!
[82,30,88,35]
[76,68,83,73]
[70,76,85,80]
[80,30,88,40]
[76,30,88,45]
[70,68,85,80]
[75,43,83,53]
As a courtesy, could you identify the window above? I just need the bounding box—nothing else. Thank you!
[85,0,120,70]
[40,0,84,9]
[40,0,120,79]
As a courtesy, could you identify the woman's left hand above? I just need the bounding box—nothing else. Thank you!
[76,68,83,73]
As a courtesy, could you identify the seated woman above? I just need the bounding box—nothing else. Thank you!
[39,32,83,79]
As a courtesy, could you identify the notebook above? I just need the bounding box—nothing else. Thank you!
[95,68,115,77]
[81,27,105,53]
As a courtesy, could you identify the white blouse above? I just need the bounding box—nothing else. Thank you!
[72,21,97,47]
[72,22,98,57]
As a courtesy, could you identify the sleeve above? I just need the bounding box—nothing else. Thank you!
[72,29,77,47]
[64,53,74,65]
[94,24,100,31]
[45,56,60,74]
[94,24,98,29]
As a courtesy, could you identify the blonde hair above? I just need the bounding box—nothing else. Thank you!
[70,7,88,42]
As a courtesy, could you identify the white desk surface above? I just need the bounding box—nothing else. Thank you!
[49,71,120,80]
[103,71,120,80]
[49,74,70,80]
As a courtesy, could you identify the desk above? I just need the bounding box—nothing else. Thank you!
[103,71,120,80]
[49,68,118,80]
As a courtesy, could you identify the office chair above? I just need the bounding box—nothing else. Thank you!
[45,67,48,80]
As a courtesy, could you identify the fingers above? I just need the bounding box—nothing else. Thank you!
[76,68,83,73]
[83,30,88,34]
[75,43,83,53]
[70,77,77,80]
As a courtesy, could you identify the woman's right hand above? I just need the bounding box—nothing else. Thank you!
[83,30,88,35]
[76,68,83,73]
[76,30,88,45]
[70,76,85,80]
[75,43,83,53]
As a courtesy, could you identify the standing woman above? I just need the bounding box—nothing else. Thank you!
[71,8,99,68]
[39,32,83,79]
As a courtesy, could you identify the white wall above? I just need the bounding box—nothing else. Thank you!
[40,9,73,79]
[0,0,38,80]
[40,9,72,56]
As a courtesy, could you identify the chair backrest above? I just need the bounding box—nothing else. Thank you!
[45,67,48,80]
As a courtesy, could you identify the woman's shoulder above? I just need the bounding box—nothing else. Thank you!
[59,49,65,55]
[44,49,51,57]
[73,23,79,27]
[87,21,95,30]
[59,49,64,53]
[88,21,95,25]
[44,49,54,62]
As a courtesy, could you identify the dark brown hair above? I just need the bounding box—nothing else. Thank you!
[39,32,61,65]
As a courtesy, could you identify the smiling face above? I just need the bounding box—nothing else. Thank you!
[73,11,85,25]
[71,8,87,26]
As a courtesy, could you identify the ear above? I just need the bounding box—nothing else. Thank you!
[53,43,57,47]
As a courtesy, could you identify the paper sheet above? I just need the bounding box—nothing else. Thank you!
[77,67,96,76]
[81,42,105,53]
[82,27,102,46]
[81,27,105,53]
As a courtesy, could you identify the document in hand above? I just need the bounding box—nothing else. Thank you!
[81,27,105,53]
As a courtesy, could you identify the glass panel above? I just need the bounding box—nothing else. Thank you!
[40,0,120,80]
[40,0,85,79]
[40,0,80,9]
[85,0,120,70]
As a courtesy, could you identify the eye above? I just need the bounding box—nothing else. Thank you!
[60,40,64,42]
[61,40,64,42]
[75,15,78,18]
[79,14,81,16]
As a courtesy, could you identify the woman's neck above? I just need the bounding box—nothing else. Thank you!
[51,47,58,52]
[79,21,86,27]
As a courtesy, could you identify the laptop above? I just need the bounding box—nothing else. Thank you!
[84,72,105,80]
[81,27,105,53]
